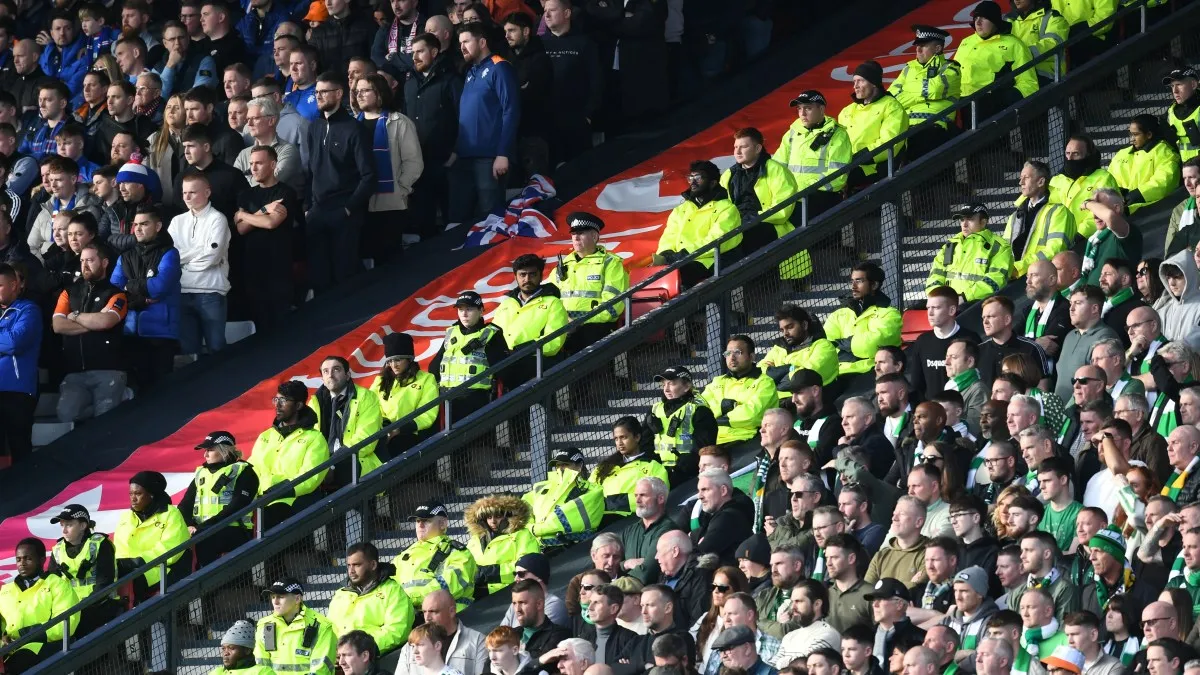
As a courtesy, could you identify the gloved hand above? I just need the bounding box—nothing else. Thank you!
[720,399,737,415]
[1125,189,1144,206]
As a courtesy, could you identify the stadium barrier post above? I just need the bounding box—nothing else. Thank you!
[800,195,808,227]
[535,343,544,380]
[887,146,895,178]
[970,100,978,129]
[881,202,903,304]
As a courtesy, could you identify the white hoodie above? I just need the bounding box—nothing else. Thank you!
[169,203,230,295]
[1153,249,1200,350]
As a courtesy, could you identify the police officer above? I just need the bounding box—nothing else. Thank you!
[327,542,415,656]
[1165,67,1200,163]
[254,577,338,675]
[956,2,1039,120]
[522,447,606,548]
[838,60,909,189]
[1049,134,1119,239]
[429,291,508,423]
[823,261,903,375]
[249,380,331,531]
[553,211,629,353]
[1006,160,1076,277]
[113,470,191,601]
[211,620,274,674]
[654,160,742,289]
[1054,0,1114,65]
[775,90,853,218]
[0,538,79,674]
[701,334,780,444]
[46,505,119,636]
[1108,114,1182,215]
[757,305,839,398]
[1009,0,1069,86]
[370,332,440,456]
[491,253,569,389]
[642,366,718,483]
[591,416,671,523]
[889,25,961,160]
[178,430,259,568]
[926,203,1016,302]
[391,500,477,611]
[308,354,384,486]
[464,494,542,597]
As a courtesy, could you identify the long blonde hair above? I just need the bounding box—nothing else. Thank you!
[92,54,122,89]
[149,93,187,163]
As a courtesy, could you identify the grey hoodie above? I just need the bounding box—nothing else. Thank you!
[1153,249,1200,350]
[26,186,104,261]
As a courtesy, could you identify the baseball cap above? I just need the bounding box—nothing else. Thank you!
[789,90,827,107]
[1164,66,1199,85]
[550,448,587,466]
[864,578,911,602]
[195,430,236,450]
[566,211,604,233]
[409,500,449,521]
[455,291,484,309]
[654,366,693,382]
[952,202,989,218]
[1042,646,1085,674]
[778,368,824,393]
[50,504,94,527]
[263,577,304,596]
[711,625,755,651]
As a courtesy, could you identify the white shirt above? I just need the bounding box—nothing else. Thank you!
[1082,461,1147,519]
[170,203,230,295]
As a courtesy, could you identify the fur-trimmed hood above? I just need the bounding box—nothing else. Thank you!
[465,494,531,538]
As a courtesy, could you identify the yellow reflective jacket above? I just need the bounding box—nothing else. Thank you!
[658,188,742,270]
[249,406,331,506]
[823,295,903,375]
[775,115,853,192]
[837,93,909,176]
[392,534,477,611]
[1048,168,1119,239]
[254,605,337,675]
[590,454,671,516]
[888,54,962,128]
[758,337,840,399]
[326,563,414,655]
[1052,0,1116,34]
[1167,96,1200,162]
[1009,6,1069,80]
[955,32,1039,98]
[700,367,779,444]
[554,246,629,324]
[465,495,542,596]
[720,158,812,279]
[210,664,277,674]
[1004,197,1075,276]
[190,461,255,528]
[1108,139,1182,214]
[308,383,383,476]
[490,285,569,356]
[51,533,118,601]
[371,367,440,432]
[926,227,1016,302]
[436,322,504,391]
[523,467,605,546]
[0,573,79,654]
[112,503,190,589]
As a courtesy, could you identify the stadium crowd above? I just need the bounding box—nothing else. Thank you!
[8,0,1200,673]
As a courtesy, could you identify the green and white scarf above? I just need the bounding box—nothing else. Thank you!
[1103,636,1140,667]
[922,580,949,610]
[1163,455,1200,502]
[967,443,990,489]
[1025,298,1057,339]
[1027,567,1060,590]
[1102,287,1134,317]
[1081,227,1112,275]
[946,368,980,393]
[812,549,825,581]
[1060,278,1083,299]
[1014,618,1060,675]
[1093,566,1136,612]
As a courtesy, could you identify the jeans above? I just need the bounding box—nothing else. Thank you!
[306,204,364,295]
[179,292,228,356]
[741,16,773,60]
[58,370,128,422]
[447,157,504,226]
[0,391,36,462]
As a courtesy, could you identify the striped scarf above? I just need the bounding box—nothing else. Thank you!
[1093,566,1136,614]
[359,112,395,194]
[1162,455,1200,502]
[752,452,773,532]
[812,549,825,581]
[1014,619,1059,675]
[1103,637,1140,667]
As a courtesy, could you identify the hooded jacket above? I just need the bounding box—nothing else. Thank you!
[0,297,41,396]
[327,561,415,655]
[465,494,541,596]
[657,184,742,270]
[1154,250,1200,349]
[110,231,181,340]
[823,292,902,375]
[27,186,104,259]
[248,406,331,506]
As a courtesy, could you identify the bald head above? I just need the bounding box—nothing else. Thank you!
[421,589,457,631]
[1053,250,1081,289]
[13,39,36,58]
[1029,259,1056,280]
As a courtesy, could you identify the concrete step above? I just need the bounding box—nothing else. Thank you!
[32,420,73,447]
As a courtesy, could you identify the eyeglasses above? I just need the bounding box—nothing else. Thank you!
[1127,319,1154,330]
[711,584,731,593]
[983,457,1010,465]
[1143,617,1173,628]
[722,350,746,356]
[1071,377,1099,385]
[949,512,974,520]
[314,88,340,97]
[270,396,292,404]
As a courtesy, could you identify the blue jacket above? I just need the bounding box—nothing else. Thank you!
[457,54,520,160]
[86,26,119,64]
[238,2,298,78]
[110,233,182,340]
[39,33,90,106]
[0,298,43,396]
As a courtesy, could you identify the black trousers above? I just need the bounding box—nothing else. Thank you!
[904,123,953,163]
[410,164,449,240]
[445,389,492,425]
[193,525,253,568]
[361,208,406,264]
[76,598,123,638]
[2,645,49,674]
[260,492,323,532]
[565,322,618,355]
[0,390,36,464]
[125,336,178,391]
[739,220,778,256]
[305,205,363,295]
[678,261,713,289]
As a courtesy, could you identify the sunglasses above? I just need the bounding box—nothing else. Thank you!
[1071,377,1099,385]
[712,584,731,593]
[1137,268,1150,277]
[921,455,943,463]
[580,584,596,592]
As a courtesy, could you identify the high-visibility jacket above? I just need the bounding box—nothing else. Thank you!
[1167,96,1200,162]
[0,574,79,655]
[370,368,440,432]
[758,337,840,399]
[700,367,779,444]
[955,32,1039,98]
[775,115,853,192]
[589,455,671,516]
[326,564,414,655]
[887,54,961,128]
[249,407,331,507]
[464,495,541,596]
[490,285,569,356]
[823,295,903,375]
[926,228,1015,301]
[308,383,383,475]
[649,395,712,463]
[392,534,477,611]
[112,504,190,589]
[523,467,605,546]
[1108,139,1181,214]
[1051,0,1116,35]
[1010,6,1070,80]
[837,93,909,176]
[657,188,742,270]
[1048,168,1119,239]
[1003,197,1075,277]
[438,323,502,390]
[51,533,118,601]
[555,246,629,324]
[719,158,812,279]
[254,605,337,675]
[191,461,255,528]
[210,663,277,674]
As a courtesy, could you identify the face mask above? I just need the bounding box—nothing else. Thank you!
[1062,158,1088,179]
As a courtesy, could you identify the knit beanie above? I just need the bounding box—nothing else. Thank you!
[130,470,168,497]
[1088,525,1127,562]
[116,156,163,202]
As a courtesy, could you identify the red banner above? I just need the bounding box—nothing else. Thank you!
[0,0,981,580]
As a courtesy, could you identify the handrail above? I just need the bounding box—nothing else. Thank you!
[0,0,1174,661]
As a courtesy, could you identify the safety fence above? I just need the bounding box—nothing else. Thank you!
[10,0,1200,670]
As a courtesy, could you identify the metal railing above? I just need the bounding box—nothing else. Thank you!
[9,0,1197,669]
